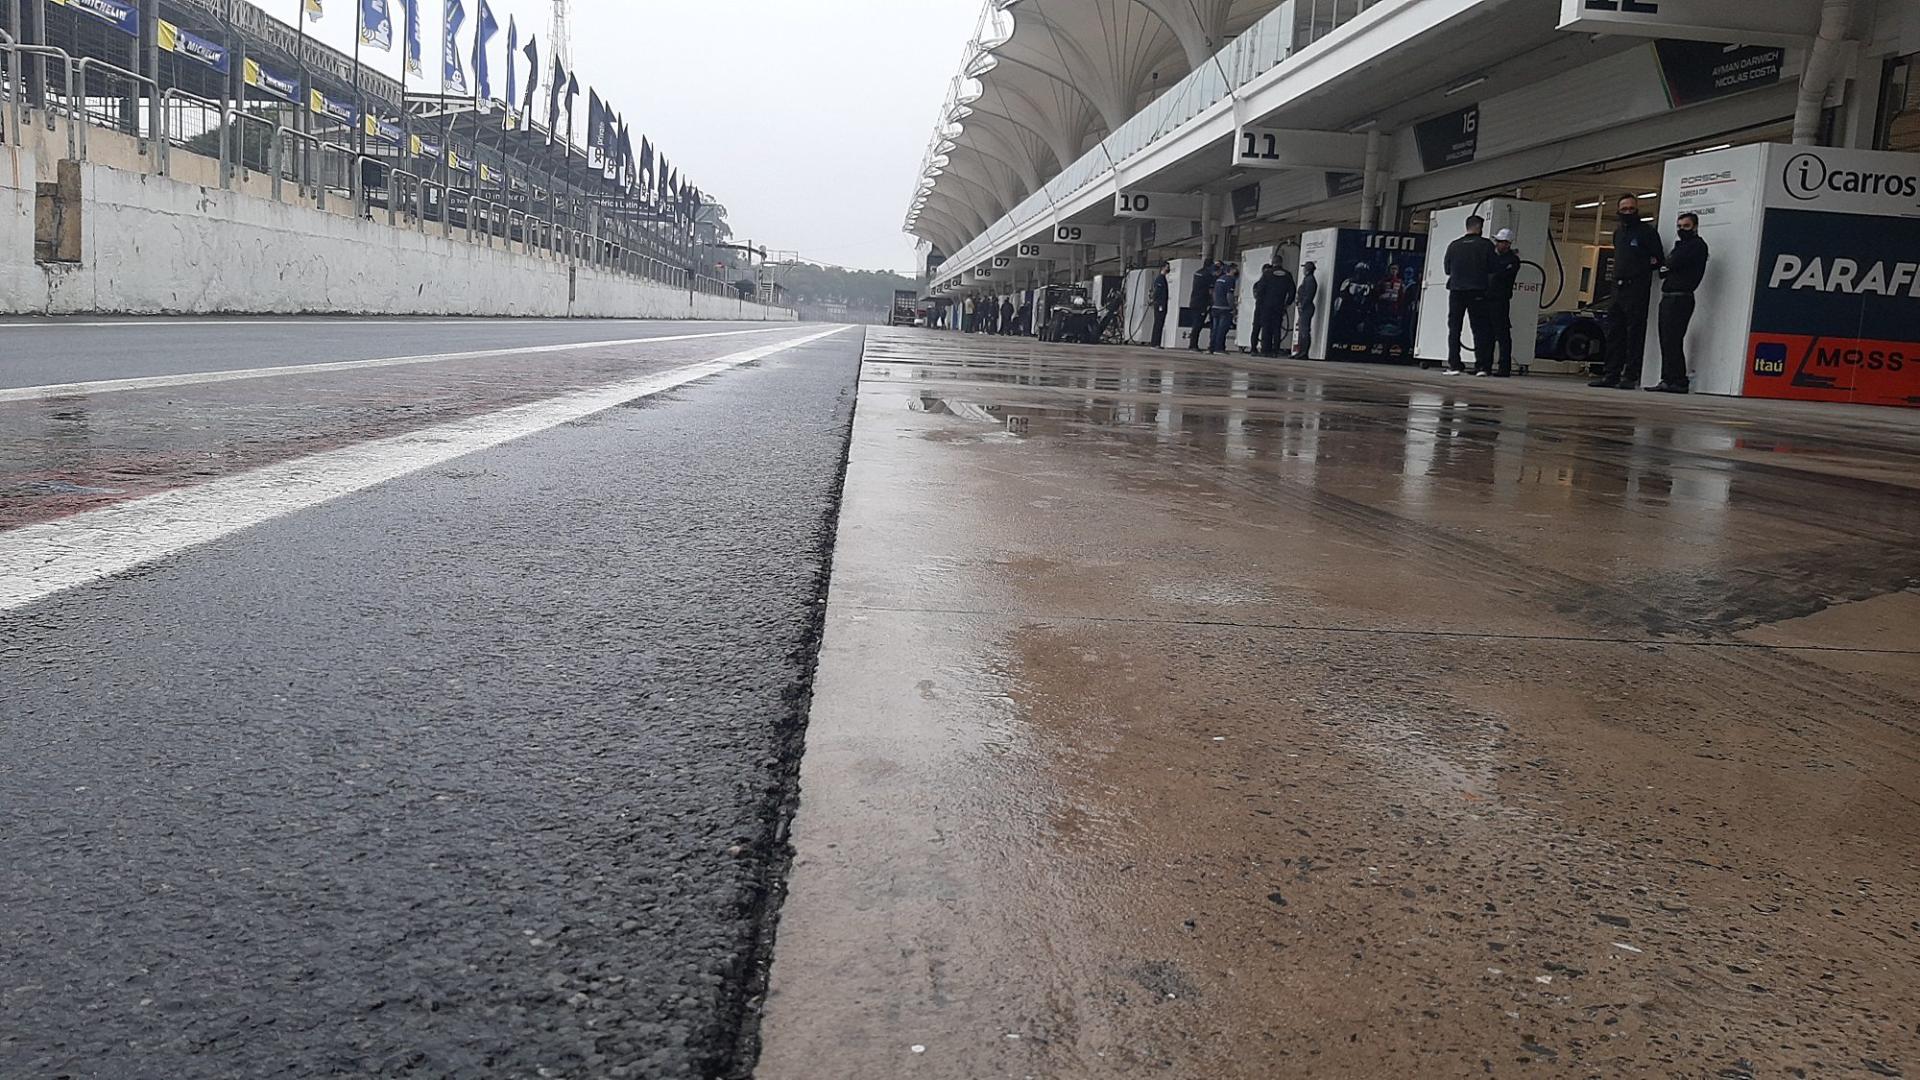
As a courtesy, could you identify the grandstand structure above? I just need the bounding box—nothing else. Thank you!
[2,0,741,292]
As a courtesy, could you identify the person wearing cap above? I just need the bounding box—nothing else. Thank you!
[1485,228,1524,377]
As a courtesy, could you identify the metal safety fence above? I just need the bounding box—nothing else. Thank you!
[0,33,747,304]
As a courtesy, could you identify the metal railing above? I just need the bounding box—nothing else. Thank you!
[0,37,780,310]
[74,57,157,168]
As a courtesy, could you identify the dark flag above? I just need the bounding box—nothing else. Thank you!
[603,110,619,181]
[545,55,563,146]
[472,0,498,101]
[586,90,604,169]
[503,16,517,125]
[521,34,539,121]
[640,137,654,187]
[564,73,580,148]
[616,120,632,188]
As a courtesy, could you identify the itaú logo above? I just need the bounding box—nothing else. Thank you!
[1784,152,1920,202]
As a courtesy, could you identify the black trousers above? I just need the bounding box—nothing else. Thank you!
[1602,278,1654,385]
[1189,305,1209,350]
[1447,290,1495,372]
[1296,303,1315,355]
[1151,304,1167,347]
[1249,304,1269,354]
[1490,297,1514,374]
[1261,309,1288,357]
[1658,293,1696,387]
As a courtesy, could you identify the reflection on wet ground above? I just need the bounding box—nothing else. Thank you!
[760,329,1920,1079]
[0,341,738,528]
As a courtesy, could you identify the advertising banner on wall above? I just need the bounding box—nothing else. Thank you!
[1745,146,1920,406]
[244,59,301,101]
[1746,208,1920,406]
[1662,143,1920,407]
[1327,231,1427,363]
[49,0,139,37]
[1654,41,1784,107]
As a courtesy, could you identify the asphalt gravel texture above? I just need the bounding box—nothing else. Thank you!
[0,329,863,1079]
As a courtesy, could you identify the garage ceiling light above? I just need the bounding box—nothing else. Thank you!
[1638,192,1659,199]
[1445,74,1488,97]
[1575,200,1601,209]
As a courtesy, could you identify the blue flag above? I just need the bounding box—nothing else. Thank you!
[442,0,467,95]
[504,17,517,115]
[401,0,422,77]
[472,0,499,101]
[359,0,391,49]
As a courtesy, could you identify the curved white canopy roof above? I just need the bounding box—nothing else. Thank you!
[906,0,1277,252]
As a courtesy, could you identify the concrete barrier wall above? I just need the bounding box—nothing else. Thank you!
[0,142,792,321]
[0,146,41,306]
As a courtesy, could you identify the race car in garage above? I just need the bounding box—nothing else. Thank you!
[1536,307,1610,371]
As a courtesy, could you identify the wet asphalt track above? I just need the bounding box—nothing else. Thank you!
[0,326,863,1079]
[0,317,791,388]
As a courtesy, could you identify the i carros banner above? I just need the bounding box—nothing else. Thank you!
[1559,0,1820,47]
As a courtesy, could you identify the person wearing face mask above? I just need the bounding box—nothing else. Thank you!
[1651,212,1709,394]
[1591,195,1666,388]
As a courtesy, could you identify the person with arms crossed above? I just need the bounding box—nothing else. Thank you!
[1649,212,1708,394]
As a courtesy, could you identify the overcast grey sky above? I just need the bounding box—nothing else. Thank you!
[252,0,979,272]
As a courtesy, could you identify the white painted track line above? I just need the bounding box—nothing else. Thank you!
[0,318,715,329]
[0,325,803,403]
[0,325,853,612]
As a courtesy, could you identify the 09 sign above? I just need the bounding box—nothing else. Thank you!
[1051,222,1122,245]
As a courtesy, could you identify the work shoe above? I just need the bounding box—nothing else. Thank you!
[1473,370,1490,377]
[1440,368,1463,376]
[1646,382,1690,394]
[1493,370,1512,378]
[1588,377,1618,388]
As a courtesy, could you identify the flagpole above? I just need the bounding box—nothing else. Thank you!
[399,3,410,177]
[295,0,310,186]
[352,1,365,157]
